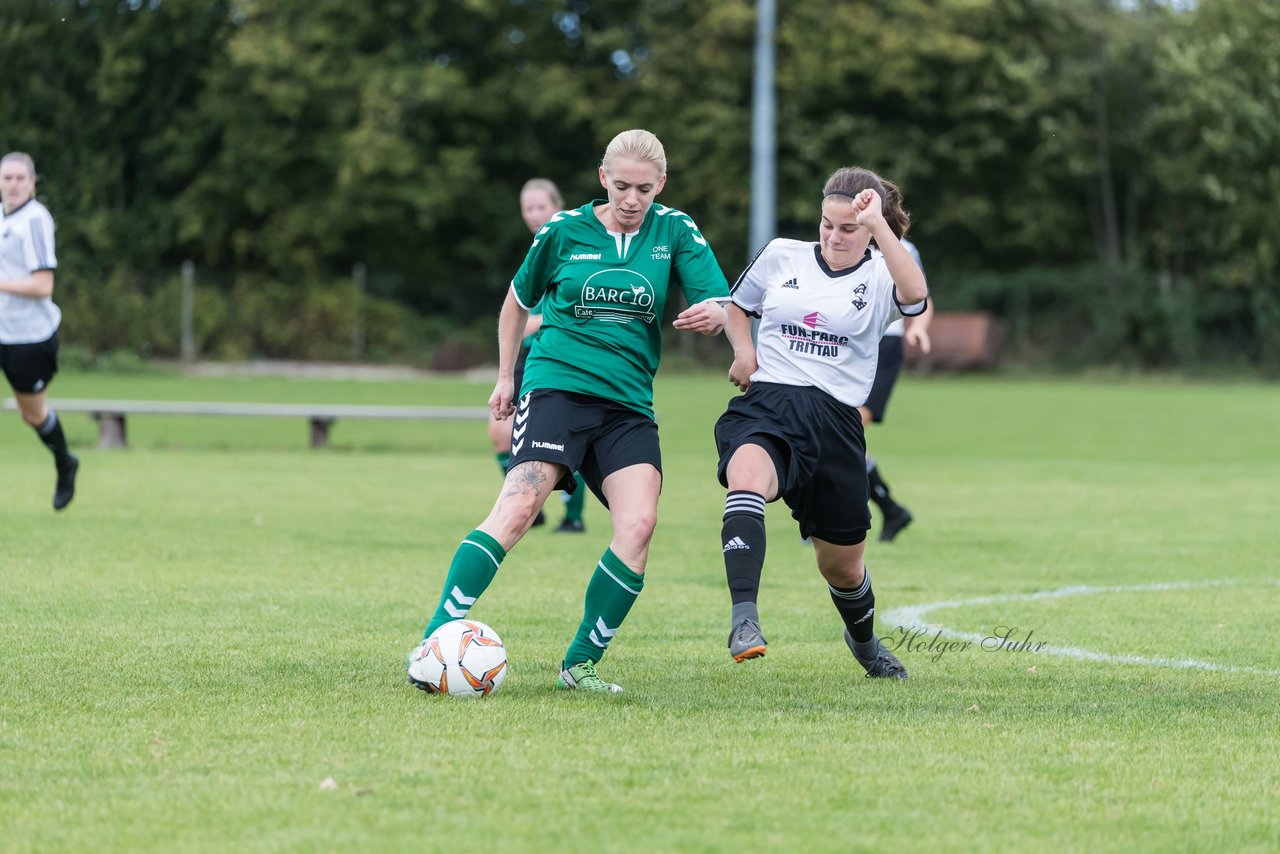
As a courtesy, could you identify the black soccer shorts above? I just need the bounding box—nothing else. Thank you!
[863,335,904,423]
[507,388,662,509]
[0,332,59,394]
[715,382,870,545]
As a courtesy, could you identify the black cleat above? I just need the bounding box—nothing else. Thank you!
[555,518,585,533]
[53,454,79,511]
[845,629,908,680]
[879,507,913,542]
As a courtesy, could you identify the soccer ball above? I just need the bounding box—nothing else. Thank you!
[408,619,508,698]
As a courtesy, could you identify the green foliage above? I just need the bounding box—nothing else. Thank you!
[2,0,1277,370]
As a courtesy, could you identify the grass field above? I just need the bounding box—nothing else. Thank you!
[2,368,1278,852]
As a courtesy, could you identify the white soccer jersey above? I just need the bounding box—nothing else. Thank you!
[731,238,926,407]
[0,198,61,343]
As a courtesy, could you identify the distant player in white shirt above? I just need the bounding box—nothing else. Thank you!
[1,152,79,510]
[713,166,927,677]
[862,237,933,542]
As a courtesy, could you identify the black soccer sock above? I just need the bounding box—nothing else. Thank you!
[722,491,767,611]
[829,568,876,646]
[35,410,71,466]
[866,457,903,517]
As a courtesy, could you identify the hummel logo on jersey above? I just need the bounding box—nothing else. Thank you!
[571,252,602,261]
[781,278,798,289]
[723,536,751,552]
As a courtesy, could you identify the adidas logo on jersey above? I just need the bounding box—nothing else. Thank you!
[723,536,750,552]
[781,278,798,289]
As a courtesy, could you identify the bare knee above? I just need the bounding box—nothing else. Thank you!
[481,461,560,549]
[14,395,48,427]
[814,541,867,588]
[612,507,657,554]
[725,444,778,498]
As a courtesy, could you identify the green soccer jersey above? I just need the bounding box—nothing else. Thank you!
[512,200,729,417]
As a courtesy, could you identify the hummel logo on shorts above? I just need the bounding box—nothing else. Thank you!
[723,536,750,552]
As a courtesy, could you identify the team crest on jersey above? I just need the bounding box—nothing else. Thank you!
[851,283,868,310]
[574,269,657,324]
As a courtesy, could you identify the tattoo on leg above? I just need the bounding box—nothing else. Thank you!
[503,461,548,499]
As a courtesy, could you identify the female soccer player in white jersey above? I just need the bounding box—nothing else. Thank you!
[0,151,78,510]
[713,166,927,677]
[410,130,744,694]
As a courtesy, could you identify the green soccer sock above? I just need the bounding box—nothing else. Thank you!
[562,549,644,667]
[496,452,511,474]
[563,472,587,522]
[423,530,506,638]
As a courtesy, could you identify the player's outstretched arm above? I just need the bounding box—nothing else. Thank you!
[672,298,727,336]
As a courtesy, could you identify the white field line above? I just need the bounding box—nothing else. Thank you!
[879,580,1280,677]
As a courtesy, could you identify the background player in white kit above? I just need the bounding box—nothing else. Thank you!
[1,152,79,510]
[713,166,927,676]
[861,234,932,541]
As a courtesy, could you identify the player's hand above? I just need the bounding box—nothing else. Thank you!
[905,325,932,355]
[673,301,727,336]
[852,189,886,230]
[728,351,757,392]
[489,378,516,420]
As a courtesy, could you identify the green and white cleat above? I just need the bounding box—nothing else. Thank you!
[557,660,623,693]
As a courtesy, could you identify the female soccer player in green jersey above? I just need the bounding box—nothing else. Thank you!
[484,178,590,533]
[411,129,747,694]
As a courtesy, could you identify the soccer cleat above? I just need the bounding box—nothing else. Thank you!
[555,518,585,533]
[879,507,913,542]
[53,454,79,511]
[728,618,768,662]
[844,629,909,680]
[557,660,623,693]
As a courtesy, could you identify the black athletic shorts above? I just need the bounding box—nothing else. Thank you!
[512,345,531,397]
[863,335,903,423]
[0,331,59,394]
[714,382,870,545]
[507,388,662,509]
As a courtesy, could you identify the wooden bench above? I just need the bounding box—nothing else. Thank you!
[904,311,1004,370]
[2,399,489,449]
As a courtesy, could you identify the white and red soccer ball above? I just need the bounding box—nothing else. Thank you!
[408,619,507,698]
